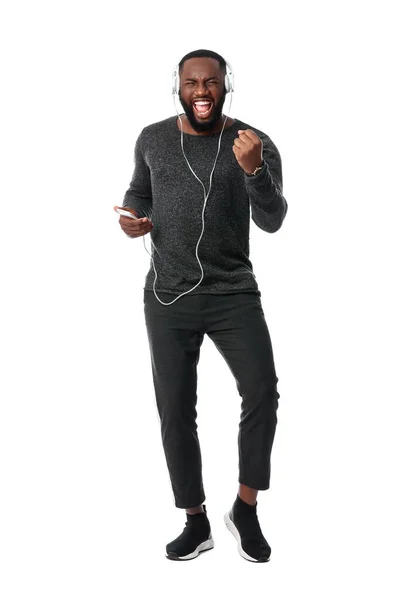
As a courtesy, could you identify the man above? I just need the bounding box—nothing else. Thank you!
[117,49,288,562]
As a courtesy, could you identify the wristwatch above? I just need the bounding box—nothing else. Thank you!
[248,161,265,176]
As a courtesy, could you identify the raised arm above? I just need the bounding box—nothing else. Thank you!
[242,132,288,233]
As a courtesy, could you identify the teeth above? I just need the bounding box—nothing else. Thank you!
[193,101,212,117]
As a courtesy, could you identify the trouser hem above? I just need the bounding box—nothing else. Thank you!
[174,496,206,509]
[238,479,270,491]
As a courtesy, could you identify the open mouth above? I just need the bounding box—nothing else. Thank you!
[193,100,213,118]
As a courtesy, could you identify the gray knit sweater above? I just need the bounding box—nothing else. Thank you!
[122,115,288,295]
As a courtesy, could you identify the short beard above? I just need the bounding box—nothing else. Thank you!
[178,90,227,133]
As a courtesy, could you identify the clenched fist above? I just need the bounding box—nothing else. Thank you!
[232,129,264,175]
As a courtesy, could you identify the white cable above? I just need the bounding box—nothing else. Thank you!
[140,87,234,306]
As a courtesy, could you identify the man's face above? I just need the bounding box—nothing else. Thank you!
[178,57,227,133]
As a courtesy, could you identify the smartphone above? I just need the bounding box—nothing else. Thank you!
[114,206,138,219]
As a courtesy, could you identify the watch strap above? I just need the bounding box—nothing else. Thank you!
[249,161,265,176]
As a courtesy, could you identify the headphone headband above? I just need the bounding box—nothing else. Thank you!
[172,58,234,95]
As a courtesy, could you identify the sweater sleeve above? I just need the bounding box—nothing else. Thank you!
[244,134,288,233]
[122,130,153,219]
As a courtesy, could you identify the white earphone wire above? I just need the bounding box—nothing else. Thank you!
[141,64,234,306]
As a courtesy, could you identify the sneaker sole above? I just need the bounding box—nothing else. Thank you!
[224,511,270,563]
[165,534,215,561]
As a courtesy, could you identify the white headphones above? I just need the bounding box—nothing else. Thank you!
[145,56,241,306]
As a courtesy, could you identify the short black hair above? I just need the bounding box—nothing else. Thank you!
[178,49,227,76]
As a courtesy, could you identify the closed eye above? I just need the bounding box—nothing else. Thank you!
[184,80,219,85]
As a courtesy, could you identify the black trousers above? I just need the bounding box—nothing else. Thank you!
[143,289,280,509]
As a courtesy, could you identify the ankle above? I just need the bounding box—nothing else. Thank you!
[186,505,204,515]
[238,484,258,506]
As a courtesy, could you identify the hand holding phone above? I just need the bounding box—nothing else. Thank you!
[114,207,138,219]
[114,206,153,238]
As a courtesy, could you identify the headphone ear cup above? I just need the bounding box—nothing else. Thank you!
[224,73,229,93]
[172,71,179,95]
[224,62,234,93]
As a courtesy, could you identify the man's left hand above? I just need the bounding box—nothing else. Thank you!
[232,129,264,175]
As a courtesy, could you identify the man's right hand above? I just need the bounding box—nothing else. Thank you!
[118,208,154,238]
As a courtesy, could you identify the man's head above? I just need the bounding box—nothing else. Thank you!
[177,49,228,133]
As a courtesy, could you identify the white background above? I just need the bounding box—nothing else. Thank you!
[1,0,399,598]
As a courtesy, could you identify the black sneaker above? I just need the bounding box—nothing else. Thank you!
[224,494,271,562]
[165,504,214,561]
